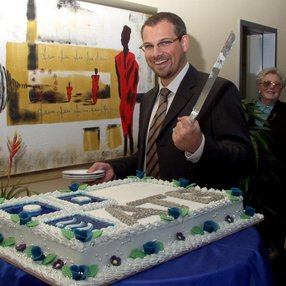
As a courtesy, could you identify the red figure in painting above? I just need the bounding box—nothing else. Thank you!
[91,68,100,105]
[66,81,73,102]
[115,25,139,155]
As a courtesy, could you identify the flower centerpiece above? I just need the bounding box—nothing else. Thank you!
[0,131,34,201]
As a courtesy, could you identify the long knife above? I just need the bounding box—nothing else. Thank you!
[190,31,235,121]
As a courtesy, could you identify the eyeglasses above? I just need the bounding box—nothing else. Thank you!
[139,36,182,53]
[260,80,282,90]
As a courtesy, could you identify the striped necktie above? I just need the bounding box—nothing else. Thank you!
[146,88,171,178]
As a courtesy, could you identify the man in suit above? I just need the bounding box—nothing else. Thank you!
[89,12,253,189]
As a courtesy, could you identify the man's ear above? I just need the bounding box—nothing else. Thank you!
[181,34,190,52]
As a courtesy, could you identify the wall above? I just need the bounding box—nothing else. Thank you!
[126,0,286,100]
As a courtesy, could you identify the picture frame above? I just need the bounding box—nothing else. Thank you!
[0,0,157,176]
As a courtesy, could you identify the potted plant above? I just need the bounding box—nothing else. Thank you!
[240,98,285,209]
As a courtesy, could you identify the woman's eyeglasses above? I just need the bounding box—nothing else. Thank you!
[260,80,282,90]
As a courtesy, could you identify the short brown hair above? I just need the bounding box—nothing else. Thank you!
[141,12,187,39]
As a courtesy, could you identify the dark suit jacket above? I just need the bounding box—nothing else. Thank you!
[108,64,254,189]
[268,100,286,165]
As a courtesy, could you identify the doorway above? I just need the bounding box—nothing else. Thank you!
[239,20,277,99]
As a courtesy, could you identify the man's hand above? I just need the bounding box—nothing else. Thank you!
[87,162,115,184]
[172,116,203,153]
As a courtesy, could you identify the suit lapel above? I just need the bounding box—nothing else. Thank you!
[161,65,202,131]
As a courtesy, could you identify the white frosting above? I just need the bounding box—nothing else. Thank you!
[71,196,92,203]
[0,178,263,286]
[23,204,41,213]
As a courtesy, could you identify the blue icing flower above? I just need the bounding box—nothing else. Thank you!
[74,228,93,242]
[31,246,45,261]
[245,206,255,216]
[70,264,89,280]
[203,220,219,233]
[231,187,242,197]
[136,170,145,179]
[19,211,32,225]
[68,182,81,192]
[143,241,160,255]
[168,207,182,219]
[179,178,189,188]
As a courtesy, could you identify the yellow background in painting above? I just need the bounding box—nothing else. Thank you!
[6,42,120,125]
[107,125,122,149]
[26,20,37,43]
[83,127,100,152]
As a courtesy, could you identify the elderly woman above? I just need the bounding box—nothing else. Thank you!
[256,67,286,123]
[253,67,286,284]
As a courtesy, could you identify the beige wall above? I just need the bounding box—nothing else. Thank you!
[127,0,286,99]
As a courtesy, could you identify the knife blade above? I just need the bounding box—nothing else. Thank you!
[190,31,235,121]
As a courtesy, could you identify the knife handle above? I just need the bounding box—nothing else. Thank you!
[190,109,199,122]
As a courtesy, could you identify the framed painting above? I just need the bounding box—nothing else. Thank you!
[0,0,157,175]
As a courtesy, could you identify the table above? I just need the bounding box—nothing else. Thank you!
[0,227,274,286]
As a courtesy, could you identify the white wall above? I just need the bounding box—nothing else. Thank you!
[124,0,286,100]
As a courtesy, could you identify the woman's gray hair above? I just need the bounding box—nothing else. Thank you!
[256,67,286,88]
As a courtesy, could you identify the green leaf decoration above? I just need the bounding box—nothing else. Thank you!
[27,220,39,227]
[230,196,240,202]
[61,229,75,240]
[0,197,5,204]
[2,237,16,247]
[160,214,174,222]
[11,214,20,223]
[62,264,73,279]
[127,176,137,179]
[158,241,164,251]
[225,190,241,202]
[143,176,153,180]
[129,248,146,259]
[240,213,251,220]
[181,208,189,217]
[92,230,103,239]
[26,246,33,258]
[79,184,88,191]
[58,188,71,192]
[191,226,204,235]
[172,179,180,187]
[186,183,196,189]
[87,264,99,278]
[42,253,57,265]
